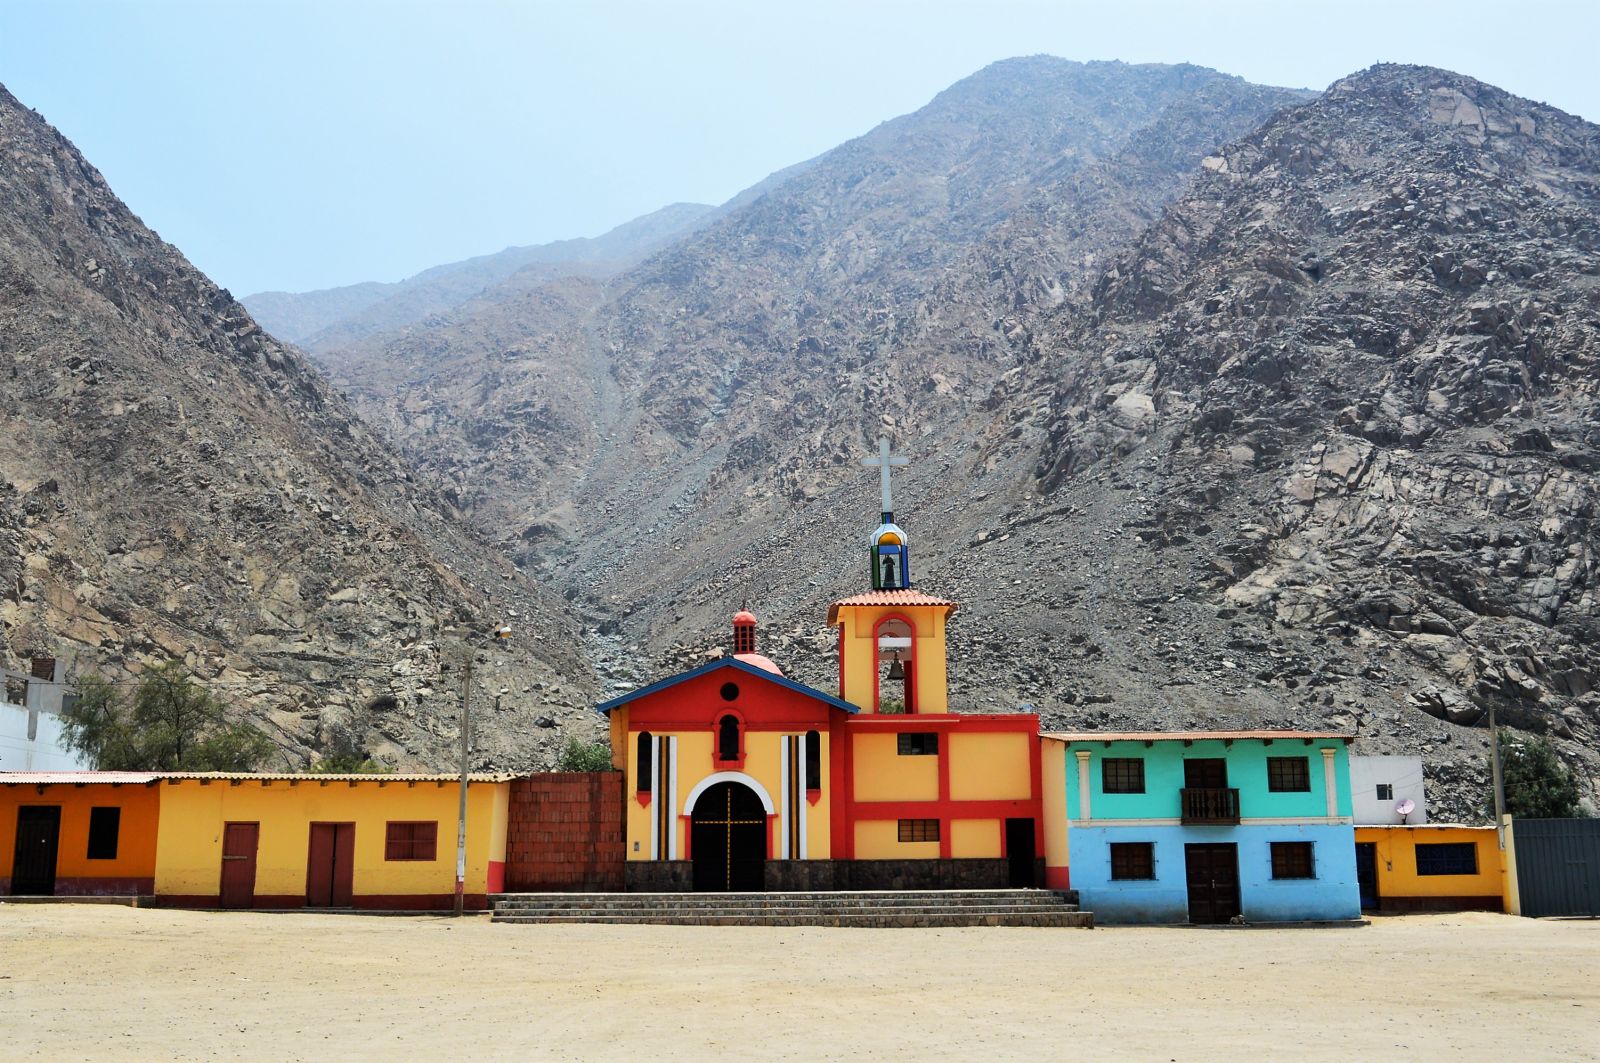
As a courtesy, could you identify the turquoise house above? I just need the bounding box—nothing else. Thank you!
[1043,730,1361,924]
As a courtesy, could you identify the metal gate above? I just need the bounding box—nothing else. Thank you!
[1513,819,1600,918]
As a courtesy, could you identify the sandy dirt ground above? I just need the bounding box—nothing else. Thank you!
[0,906,1595,1061]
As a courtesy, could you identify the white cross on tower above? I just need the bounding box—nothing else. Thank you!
[861,436,909,520]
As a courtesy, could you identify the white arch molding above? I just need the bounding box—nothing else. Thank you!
[681,770,776,815]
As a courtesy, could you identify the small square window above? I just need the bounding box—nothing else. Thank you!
[1101,758,1145,794]
[1267,756,1311,793]
[897,818,939,842]
[1109,842,1155,880]
[1271,841,1315,879]
[1375,783,1394,801]
[897,733,938,756]
[384,821,438,861]
[86,807,120,860]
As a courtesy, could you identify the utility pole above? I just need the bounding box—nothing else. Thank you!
[1489,702,1507,850]
[454,650,472,917]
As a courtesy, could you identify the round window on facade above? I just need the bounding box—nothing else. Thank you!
[720,682,739,702]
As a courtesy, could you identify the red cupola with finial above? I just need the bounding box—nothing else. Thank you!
[730,608,782,675]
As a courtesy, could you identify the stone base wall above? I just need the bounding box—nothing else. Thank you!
[622,858,1041,892]
[503,773,625,892]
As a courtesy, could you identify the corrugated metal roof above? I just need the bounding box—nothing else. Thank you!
[0,771,516,785]
[0,771,159,785]
[157,772,518,783]
[1040,730,1353,744]
[827,588,956,624]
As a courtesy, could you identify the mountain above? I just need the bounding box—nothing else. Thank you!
[0,84,601,772]
[242,201,716,351]
[304,59,1600,816]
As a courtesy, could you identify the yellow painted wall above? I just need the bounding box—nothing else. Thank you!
[948,733,1033,801]
[855,818,938,859]
[950,818,1001,858]
[0,783,161,886]
[834,604,950,714]
[852,732,938,801]
[153,779,507,901]
[624,729,833,861]
[1357,825,1507,909]
[1041,741,1068,876]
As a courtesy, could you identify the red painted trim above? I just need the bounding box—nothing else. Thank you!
[844,713,1038,731]
[487,860,505,894]
[46,877,155,896]
[1029,731,1045,853]
[1044,867,1071,890]
[711,708,748,770]
[765,813,777,858]
[630,716,837,731]
[830,715,849,859]
[841,722,855,858]
[937,744,952,859]
[837,626,845,699]
[155,894,491,912]
[850,799,1039,819]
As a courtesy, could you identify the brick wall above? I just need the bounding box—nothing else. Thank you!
[503,772,625,892]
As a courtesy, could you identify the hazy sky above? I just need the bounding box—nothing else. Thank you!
[3,1,1594,295]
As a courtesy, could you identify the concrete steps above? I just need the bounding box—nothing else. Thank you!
[490,889,1093,928]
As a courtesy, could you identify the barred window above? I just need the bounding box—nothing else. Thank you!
[1101,758,1145,794]
[1270,841,1315,880]
[1109,842,1155,880]
[384,821,438,861]
[1416,843,1478,876]
[1267,756,1311,793]
[897,732,938,756]
[897,818,940,843]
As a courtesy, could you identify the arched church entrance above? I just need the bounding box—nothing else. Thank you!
[690,781,767,891]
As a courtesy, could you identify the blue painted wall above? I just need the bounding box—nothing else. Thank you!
[1069,823,1361,924]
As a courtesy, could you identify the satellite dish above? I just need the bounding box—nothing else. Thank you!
[1396,798,1415,823]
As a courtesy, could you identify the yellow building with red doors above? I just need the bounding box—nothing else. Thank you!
[601,439,1045,891]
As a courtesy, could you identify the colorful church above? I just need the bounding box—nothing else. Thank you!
[599,439,1045,891]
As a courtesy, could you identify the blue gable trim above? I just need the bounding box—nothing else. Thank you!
[595,657,858,715]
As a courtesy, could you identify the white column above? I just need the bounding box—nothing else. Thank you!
[666,737,679,859]
[1075,750,1092,824]
[798,747,809,859]
[779,736,791,860]
[1322,747,1339,818]
[648,734,661,859]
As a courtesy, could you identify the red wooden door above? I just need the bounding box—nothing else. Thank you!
[220,823,259,909]
[306,823,355,907]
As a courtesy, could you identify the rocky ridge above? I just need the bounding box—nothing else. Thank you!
[0,84,604,772]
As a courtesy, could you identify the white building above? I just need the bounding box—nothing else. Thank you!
[0,657,90,772]
[1349,754,1427,825]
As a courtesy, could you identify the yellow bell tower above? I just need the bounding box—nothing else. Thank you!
[828,436,955,714]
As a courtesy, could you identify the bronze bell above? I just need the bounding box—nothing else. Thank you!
[886,650,905,681]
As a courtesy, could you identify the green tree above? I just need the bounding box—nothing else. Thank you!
[1491,729,1584,819]
[60,663,273,771]
[556,737,613,772]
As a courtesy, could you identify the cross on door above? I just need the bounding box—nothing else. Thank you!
[706,787,765,889]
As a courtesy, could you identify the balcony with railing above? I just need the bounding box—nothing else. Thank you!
[1180,787,1240,825]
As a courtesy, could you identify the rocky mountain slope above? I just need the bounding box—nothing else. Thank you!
[306,59,1599,817]
[243,201,715,351]
[0,84,603,772]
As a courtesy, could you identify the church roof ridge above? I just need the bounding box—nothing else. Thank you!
[594,655,859,715]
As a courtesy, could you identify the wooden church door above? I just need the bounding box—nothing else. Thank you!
[690,782,767,892]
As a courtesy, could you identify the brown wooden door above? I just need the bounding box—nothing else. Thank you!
[220,822,259,909]
[1184,843,1241,924]
[11,806,61,895]
[306,823,355,907]
[1183,758,1228,789]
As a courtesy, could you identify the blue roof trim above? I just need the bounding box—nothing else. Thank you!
[595,657,859,715]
